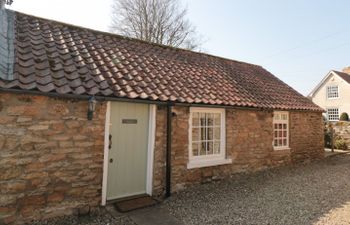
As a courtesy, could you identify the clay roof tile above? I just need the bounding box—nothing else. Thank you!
[0,10,322,112]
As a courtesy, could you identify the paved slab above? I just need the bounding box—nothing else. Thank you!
[324,148,350,157]
[128,206,184,225]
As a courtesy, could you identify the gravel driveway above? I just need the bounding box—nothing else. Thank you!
[164,153,350,225]
[29,153,350,225]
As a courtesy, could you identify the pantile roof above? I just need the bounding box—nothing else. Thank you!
[0,10,322,111]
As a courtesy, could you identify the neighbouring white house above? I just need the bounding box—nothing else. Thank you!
[309,67,350,121]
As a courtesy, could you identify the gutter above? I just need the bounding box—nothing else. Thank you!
[0,88,168,105]
[0,88,323,112]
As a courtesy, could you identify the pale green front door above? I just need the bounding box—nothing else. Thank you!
[107,102,149,200]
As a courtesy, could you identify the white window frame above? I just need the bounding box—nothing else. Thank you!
[326,85,339,99]
[273,111,290,151]
[187,107,231,169]
[327,108,339,121]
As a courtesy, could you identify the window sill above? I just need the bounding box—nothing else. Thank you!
[187,158,232,169]
[273,147,291,151]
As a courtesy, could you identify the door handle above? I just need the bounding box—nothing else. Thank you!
[110,158,113,163]
[109,134,112,149]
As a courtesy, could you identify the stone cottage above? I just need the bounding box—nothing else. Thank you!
[0,8,324,224]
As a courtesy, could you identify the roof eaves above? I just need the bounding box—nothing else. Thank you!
[308,70,335,98]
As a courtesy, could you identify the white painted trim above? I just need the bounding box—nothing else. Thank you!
[308,70,350,98]
[101,101,111,206]
[272,111,289,151]
[273,147,291,151]
[146,104,156,196]
[187,158,232,169]
[326,85,340,100]
[308,71,333,97]
[326,107,340,121]
[188,107,230,169]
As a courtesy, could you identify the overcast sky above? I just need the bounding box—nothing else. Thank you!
[8,0,350,95]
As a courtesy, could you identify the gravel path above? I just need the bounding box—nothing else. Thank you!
[26,208,136,225]
[164,154,350,225]
[28,154,350,225]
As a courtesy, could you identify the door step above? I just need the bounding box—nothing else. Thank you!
[114,195,158,212]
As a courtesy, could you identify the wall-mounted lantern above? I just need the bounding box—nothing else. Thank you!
[87,96,97,120]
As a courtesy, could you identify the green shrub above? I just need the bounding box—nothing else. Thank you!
[340,112,349,121]
[335,138,348,150]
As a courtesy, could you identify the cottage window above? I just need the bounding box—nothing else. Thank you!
[188,108,231,169]
[327,85,339,99]
[273,111,289,150]
[327,108,339,121]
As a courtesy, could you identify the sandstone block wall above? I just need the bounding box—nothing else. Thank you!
[329,121,350,148]
[0,93,324,223]
[0,93,106,224]
[153,106,324,195]
[289,111,325,162]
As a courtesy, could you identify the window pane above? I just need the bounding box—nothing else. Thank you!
[207,113,214,126]
[191,110,224,157]
[327,86,339,99]
[201,127,206,141]
[214,113,221,126]
[192,143,199,156]
[273,112,289,148]
[283,131,287,138]
[327,108,339,121]
[214,127,221,140]
[207,127,213,140]
[283,139,287,146]
[207,141,213,155]
[200,142,206,155]
[200,113,206,126]
[192,128,200,141]
[192,112,199,127]
[214,141,220,154]
[274,114,280,120]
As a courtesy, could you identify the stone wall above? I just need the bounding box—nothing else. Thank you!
[0,93,325,223]
[290,111,325,162]
[153,106,324,195]
[331,121,350,148]
[0,93,106,224]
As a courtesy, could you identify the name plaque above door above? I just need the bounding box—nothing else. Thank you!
[122,119,138,124]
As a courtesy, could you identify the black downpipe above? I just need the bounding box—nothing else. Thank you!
[165,103,172,198]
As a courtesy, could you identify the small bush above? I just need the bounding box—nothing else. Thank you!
[340,112,349,121]
[335,138,348,150]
